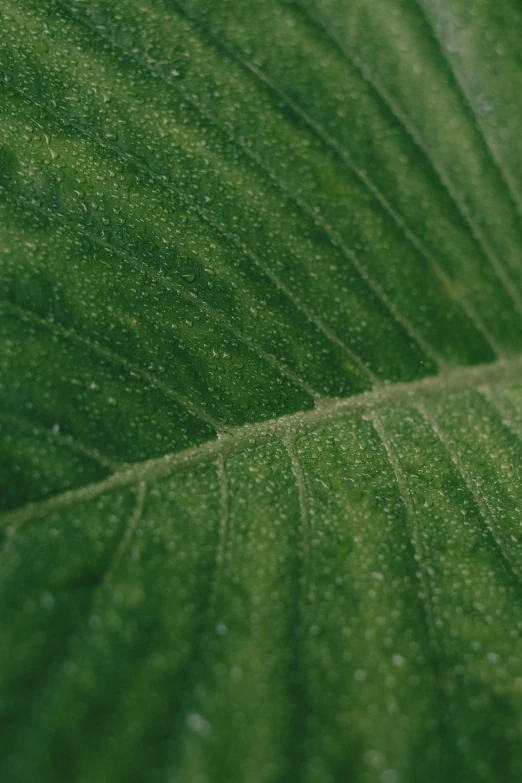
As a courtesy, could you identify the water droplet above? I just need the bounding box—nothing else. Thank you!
[186,713,210,736]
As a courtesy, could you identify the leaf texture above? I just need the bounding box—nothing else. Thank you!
[2,0,522,781]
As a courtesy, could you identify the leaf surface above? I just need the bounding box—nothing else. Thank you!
[2,0,522,780]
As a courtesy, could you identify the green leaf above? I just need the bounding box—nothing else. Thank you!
[2,0,522,780]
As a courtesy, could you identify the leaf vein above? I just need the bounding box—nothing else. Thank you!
[416,0,522,222]
[3,353,522,532]
[2,184,321,400]
[416,403,522,585]
[1,299,222,432]
[0,411,119,471]
[61,0,450,369]
[4,79,372,387]
[292,0,522,319]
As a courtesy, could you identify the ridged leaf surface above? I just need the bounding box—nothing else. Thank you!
[2,1,522,781]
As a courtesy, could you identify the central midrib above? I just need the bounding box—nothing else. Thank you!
[4,353,522,530]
